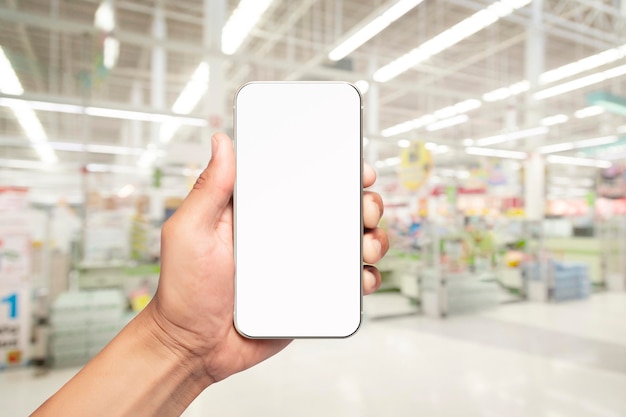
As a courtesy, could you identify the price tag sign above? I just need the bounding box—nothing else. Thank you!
[0,285,31,367]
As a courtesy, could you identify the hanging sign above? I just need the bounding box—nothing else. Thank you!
[398,142,432,191]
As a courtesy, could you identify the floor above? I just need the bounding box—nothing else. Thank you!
[3,292,625,417]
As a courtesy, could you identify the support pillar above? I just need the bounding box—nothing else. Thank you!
[150,1,166,149]
[524,0,546,222]
[203,0,226,145]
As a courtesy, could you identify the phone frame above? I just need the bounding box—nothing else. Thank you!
[232,81,364,339]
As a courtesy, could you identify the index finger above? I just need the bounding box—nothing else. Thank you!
[364,163,376,188]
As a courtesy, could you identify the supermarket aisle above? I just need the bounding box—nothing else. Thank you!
[3,293,626,417]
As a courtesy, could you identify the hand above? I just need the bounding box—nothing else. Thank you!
[144,132,389,385]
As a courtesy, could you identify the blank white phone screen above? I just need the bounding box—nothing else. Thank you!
[234,82,362,338]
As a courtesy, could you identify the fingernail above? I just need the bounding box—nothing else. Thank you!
[211,135,218,160]
[371,238,382,257]
[364,269,376,291]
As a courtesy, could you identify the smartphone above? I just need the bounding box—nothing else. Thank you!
[233,81,362,338]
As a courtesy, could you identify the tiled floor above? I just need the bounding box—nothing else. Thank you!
[3,292,626,417]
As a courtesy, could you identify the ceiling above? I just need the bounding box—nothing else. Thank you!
[1,0,626,203]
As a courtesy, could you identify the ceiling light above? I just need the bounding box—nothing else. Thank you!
[462,138,474,146]
[117,184,135,199]
[0,97,206,126]
[0,49,57,163]
[172,63,210,114]
[84,107,167,123]
[94,0,115,32]
[574,135,619,149]
[87,164,147,174]
[381,99,481,137]
[160,62,210,144]
[373,0,531,82]
[381,114,435,137]
[222,0,274,55]
[482,80,530,102]
[587,91,626,116]
[0,46,24,95]
[575,106,605,118]
[426,114,469,131]
[355,80,370,94]
[538,142,574,154]
[540,114,568,126]
[398,139,410,148]
[534,64,626,100]
[454,98,482,113]
[547,155,611,168]
[384,157,401,166]
[466,147,527,159]
[475,126,548,147]
[329,0,423,61]
[0,97,83,113]
[46,141,143,156]
[481,45,626,104]
[540,45,626,85]
[103,37,120,69]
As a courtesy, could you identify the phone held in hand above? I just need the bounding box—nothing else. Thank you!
[233,81,362,338]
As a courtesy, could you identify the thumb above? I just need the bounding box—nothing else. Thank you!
[181,132,235,228]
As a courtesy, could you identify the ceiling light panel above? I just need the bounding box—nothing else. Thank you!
[222,0,274,55]
[373,0,531,82]
[328,0,423,61]
[475,126,549,147]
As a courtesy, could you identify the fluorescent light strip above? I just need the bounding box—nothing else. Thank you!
[574,135,619,149]
[546,155,611,168]
[172,63,210,114]
[537,142,574,154]
[222,0,274,55]
[426,114,468,131]
[0,97,207,126]
[540,114,568,126]
[575,106,605,119]
[466,147,527,159]
[328,0,423,61]
[475,126,548,147]
[535,64,626,100]
[160,62,210,144]
[540,45,626,85]
[0,47,24,95]
[47,141,144,156]
[355,80,370,94]
[482,80,529,102]
[483,43,626,103]
[0,46,57,164]
[373,0,531,82]
[381,98,480,137]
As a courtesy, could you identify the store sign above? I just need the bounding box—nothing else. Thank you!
[0,285,30,367]
[0,188,33,367]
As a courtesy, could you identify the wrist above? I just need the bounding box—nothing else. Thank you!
[139,302,215,392]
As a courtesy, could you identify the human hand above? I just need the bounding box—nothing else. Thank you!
[143,132,389,387]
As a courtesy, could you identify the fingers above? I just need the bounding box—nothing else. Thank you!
[178,133,235,228]
[363,191,383,229]
[363,265,382,295]
[363,163,376,188]
[363,227,389,264]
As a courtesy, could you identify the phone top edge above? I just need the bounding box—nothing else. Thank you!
[234,81,363,106]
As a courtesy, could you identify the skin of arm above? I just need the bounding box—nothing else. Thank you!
[31,133,389,417]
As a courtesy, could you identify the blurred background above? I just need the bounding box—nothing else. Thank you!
[1,0,625,416]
